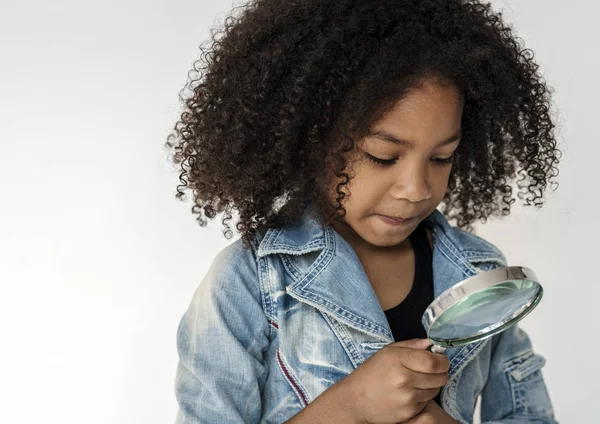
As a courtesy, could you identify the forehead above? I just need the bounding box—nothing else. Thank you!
[367,82,463,148]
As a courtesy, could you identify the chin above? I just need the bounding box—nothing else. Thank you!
[363,231,410,248]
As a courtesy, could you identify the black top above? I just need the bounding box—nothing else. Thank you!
[382,221,441,404]
[383,221,434,338]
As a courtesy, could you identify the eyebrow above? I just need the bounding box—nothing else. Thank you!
[368,129,462,148]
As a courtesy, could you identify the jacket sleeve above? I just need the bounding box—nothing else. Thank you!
[480,324,558,424]
[174,242,271,423]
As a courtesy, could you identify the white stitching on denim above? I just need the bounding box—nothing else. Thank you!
[276,348,311,407]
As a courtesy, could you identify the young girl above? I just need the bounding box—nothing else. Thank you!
[167,1,560,423]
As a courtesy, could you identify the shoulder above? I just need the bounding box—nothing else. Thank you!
[449,224,506,260]
[425,209,507,267]
[209,237,259,280]
[190,235,264,311]
[179,233,274,346]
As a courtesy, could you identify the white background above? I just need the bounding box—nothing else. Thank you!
[0,0,597,422]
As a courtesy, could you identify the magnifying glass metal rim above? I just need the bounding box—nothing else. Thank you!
[423,266,543,351]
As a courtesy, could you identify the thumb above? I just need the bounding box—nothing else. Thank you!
[388,338,432,350]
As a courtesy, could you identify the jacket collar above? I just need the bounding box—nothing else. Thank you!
[256,204,507,369]
[257,203,327,258]
[257,203,505,265]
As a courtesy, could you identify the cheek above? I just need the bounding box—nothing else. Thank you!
[334,172,385,218]
[347,169,388,200]
[430,168,452,197]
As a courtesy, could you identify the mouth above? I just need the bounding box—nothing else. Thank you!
[377,214,420,226]
[387,216,414,221]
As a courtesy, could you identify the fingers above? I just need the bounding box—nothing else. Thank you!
[409,371,448,389]
[388,338,433,351]
[411,387,441,403]
[397,348,451,374]
[403,369,448,390]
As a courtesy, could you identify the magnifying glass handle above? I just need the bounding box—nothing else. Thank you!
[430,345,446,354]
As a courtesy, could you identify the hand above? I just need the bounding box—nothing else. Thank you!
[338,338,450,424]
[403,401,459,424]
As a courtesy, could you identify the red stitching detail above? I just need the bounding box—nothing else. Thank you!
[268,320,279,329]
[276,348,308,407]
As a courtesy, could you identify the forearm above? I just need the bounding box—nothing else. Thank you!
[283,380,364,424]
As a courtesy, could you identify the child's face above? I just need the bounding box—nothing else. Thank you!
[331,78,463,249]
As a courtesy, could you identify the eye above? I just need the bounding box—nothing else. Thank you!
[365,152,456,166]
[364,152,397,166]
[431,153,455,166]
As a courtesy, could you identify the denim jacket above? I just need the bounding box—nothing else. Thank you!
[174,205,556,424]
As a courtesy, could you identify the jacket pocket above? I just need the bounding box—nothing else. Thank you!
[503,351,554,417]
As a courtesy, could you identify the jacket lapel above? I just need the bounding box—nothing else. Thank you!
[257,205,506,372]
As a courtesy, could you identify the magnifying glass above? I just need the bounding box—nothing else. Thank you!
[422,266,543,354]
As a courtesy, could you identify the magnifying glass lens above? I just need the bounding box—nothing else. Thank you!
[428,279,542,347]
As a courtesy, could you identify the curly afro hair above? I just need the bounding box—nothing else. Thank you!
[165,0,560,246]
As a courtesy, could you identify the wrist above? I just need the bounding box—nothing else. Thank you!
[404,400,458,424]
[327,378,366,424]
[283,379,365,424]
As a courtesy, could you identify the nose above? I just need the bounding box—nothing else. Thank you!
[390,161,432,203]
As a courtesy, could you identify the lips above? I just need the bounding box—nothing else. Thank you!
[383,215,418,222]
